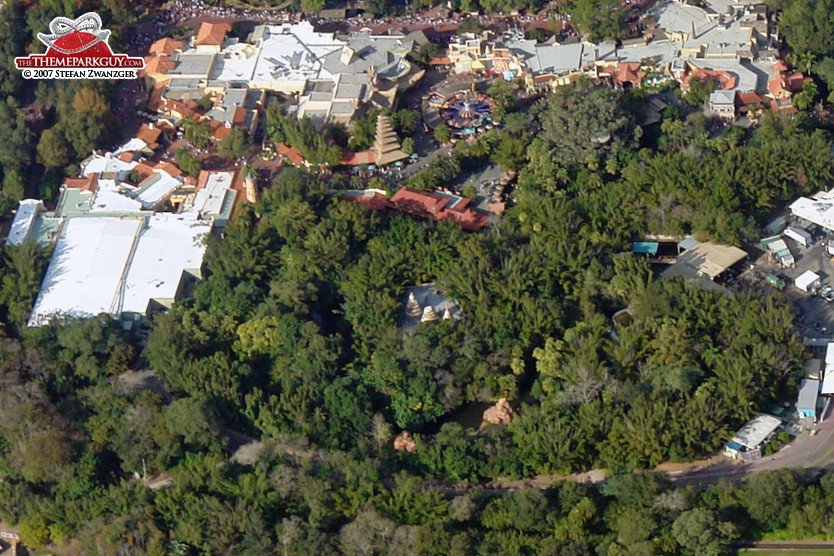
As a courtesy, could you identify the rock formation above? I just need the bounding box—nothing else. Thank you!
[393,430,417,452]
[481,398,514,428]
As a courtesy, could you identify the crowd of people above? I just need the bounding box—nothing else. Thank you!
[121,0,579,59]
[121,0,308,56]
[327,9,564,34]
[161,0,305,24]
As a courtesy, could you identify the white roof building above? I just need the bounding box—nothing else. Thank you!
[185,171,236,217]
[89,179,142,212]
[81,152,138,179]
[795,270,821,292]
[790,195,834,231]
[135,169,182,209]
[797,378,819,415]
[28,214,210,326]
[709,89,736,104]
[28,217,147,326]
[121,214,209,314]
[506,39,595,75]
[729,414,782,450]
[823,366,834,395]
[246,22,344,91]
[6,199,45,246]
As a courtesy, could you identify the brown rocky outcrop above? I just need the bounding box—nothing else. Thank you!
[393,431,417,452]
[480,398,514,429]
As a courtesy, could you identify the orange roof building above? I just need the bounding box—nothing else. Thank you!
[344,191,390,210]
[135,123,163,151]
[155,161,183,178]
[161,98,200,120]
[132,162,156,181]
[277,143,306,166]
[768,64,811,98]
[389,187,489,231]
[195,22,232,49]
[609,63,647,87]
[142,55,175,77]
[149,37,183,56]
[147,82,168,112]
[680,68,737,91]
[344,187,490,231]
[340,150,375,166]
[63,174,98,192]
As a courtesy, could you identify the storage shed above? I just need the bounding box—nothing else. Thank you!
[723,414,782,460]
[797,378,820,418]
[795,270,821,293]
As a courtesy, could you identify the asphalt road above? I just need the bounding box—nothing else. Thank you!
[668,399,834,485]
[735,540,834,549]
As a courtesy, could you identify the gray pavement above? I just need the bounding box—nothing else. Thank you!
[743,238,834,336]
[668,398,834,486]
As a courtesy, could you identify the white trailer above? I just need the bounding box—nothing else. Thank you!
[785,226,814,247]
[795,270,821,293]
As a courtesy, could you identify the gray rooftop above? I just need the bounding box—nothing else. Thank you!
[709,89,736,104]
[797,378,819,412]
[168,53,215,77]
[334,82,364,99]
[330,102,355,115]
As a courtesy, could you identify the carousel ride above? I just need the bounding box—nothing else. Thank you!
[438,85,495,135]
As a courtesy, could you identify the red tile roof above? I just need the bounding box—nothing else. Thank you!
[64,173,98,192]
[610,62,646,86]
[345,187,489,231]
[770,97,798,114]
[209,121,233,140]
[768,71,811,97]
[118,151,138,162]
[736,91,763,106]
[147,81,168,112]
[344,191,390,210]
[195,22,231,47]
[149,37,183,56]
[681,68,736,91]
[389,187,488,231]
[277,143,305,166]
[141,55,175,77]
[135,123,162,150]
[340,150,376,166]
[155,161,183,178]
[133,162,155,179]
[429,57,452,65]
[161,98,201,119]
[391,187,450,214]
[232,106,247,125]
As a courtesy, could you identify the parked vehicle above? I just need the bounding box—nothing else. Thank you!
[765,274,786,290]
[821,286,834,302]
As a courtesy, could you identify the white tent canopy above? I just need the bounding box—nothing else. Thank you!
[795,270,821,292]
[826,342,834,365]
[823,365,834,395]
